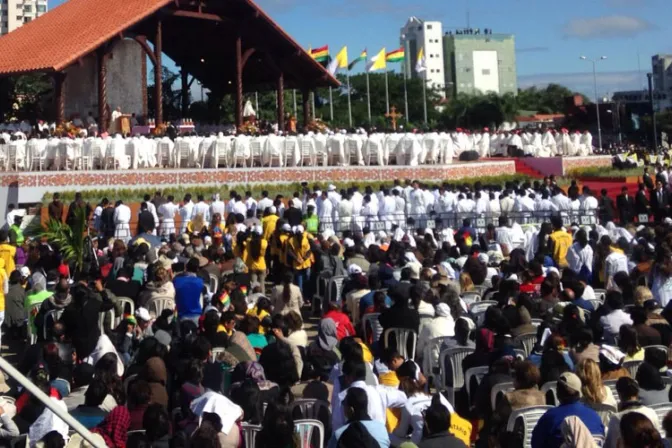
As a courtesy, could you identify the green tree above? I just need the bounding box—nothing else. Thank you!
[148,65,184,121]
[40,207,87,274]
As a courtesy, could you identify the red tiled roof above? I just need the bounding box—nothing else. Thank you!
[0,0,171,75]
[0,0,339,88]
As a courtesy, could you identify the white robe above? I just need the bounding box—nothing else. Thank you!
[158,202,179,236]
[478,132,490,158]
[113,204,131,242]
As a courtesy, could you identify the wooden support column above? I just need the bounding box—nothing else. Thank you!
[54,73,66,124]
[301,88,310,129]
[276,73,284,131]
[234,34,243,129]
[154,20,163,125]
[181,69,189,118]
[97,50,108,132]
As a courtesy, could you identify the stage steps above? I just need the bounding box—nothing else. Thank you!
[513,159,544,179]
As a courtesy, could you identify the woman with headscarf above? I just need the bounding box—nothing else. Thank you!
[635,362,671,406]
[417,303,455,374]
[304,318,341,381]
[230,361,279,409]
[87,406,131,448]
[141,357,168,408]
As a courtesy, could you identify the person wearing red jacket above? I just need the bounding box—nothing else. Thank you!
[323,302,356,340]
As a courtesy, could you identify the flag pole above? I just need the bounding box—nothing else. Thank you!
[403,65,409,124]
[422,78,428,124]
[366,71,372,124]
[255,91,259,116]
[293,89,297,115]
[422,79,427,124]
[347,70,353,127]
[329,87,334,122]
[311,91,316,121]
[384,70,389,114]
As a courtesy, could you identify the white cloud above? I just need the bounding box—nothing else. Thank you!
[563,15,654,39]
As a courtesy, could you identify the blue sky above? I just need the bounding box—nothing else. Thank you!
[50,0,671,98]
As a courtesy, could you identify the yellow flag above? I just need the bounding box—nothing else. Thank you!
[367,47,387,72]
[327,46,348,75]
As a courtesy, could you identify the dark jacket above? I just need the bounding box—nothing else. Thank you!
[106,278,142,301]
[635,190,650,215]
[5,283,26,327]
[48,201,64,222]
[617,194,635,224]
[598,196,615,223]
[60,284,114,360]
[418,432,468,448]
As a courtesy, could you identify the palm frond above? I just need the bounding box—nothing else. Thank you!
[40,206,87,273]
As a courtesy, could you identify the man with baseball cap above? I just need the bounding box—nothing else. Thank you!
[531,372,604,448]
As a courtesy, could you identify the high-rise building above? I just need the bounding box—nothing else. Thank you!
[0,0,48,36]
[400,17,517,98]
[443,31,517,97]
[652,54,672,95]
[400,17,446,97]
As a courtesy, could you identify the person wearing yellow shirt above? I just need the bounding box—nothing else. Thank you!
[0,230,16,277]
[243,226,268,294]
[247,296,272,335]
[548,215,573,269]
[271,222,291,276]
[286,225,312,297]
[262,207,279,242]
[0,258,7,347]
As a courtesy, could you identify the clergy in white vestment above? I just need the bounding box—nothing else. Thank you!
[557,129,574,156]
[456,194,476,213]
[478,129,491,158]
[257,192,274,214]
[113,201,132,243]
[179,195,194,235]
[439,132,455,163]
[380,190,397,229]
[409,182,427,226]
[393,190,406,227]
[158,196,179,237]
[232,196,247,216]
[245,193,258,216]
[142,196,160,233]
[422,131,440,164]
[337,194,354,232]
[579,131,593,156]
[329,131,347,166]
[475,192,489,214]
[537,192,559,214]
[500,191,515,214]
[384,133,402,165]
[509,131,523,153]
[361,195,379,228]
[192,195,211,223]
[210,194,226,218]
[570,131,582,156]
[489,192,501,218]
[318,191,334,227]
[552,189,572,212]
[541,130,557,157]
[109,107,122,135]
[581,188,599,223]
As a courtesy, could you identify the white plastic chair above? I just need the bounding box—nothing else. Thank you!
[505,406,553,448]
[175,139,191,168]
[294,419,324,448]
[361,313,383,344]
[290,399,331,423]
[148,297,175,318]
[214,136,230,168]
[325,275,346,304]
[651,403,672,433]
[115,297,135,325]
[644,345,669,357]
[439,347,474,406]
[423,336,453,387]
[465,366,489,403]
[514,332,537,357]
[240,423,262,448]
[210,347,226,362]
[462,292,482,305]
[603,380,620,406]
[157,139,173,167]
[623,360,642,378]
[383,328,418,360]
[27,139,47,171]
[42,309,64,340]
[98,309,115,333]
[283,137,298,167]
[208,274,219,295]
[491,382,515,411]
[540,381,558,406]
[299,139,314,167]
[593,289,607,303]
[249,139,264,167]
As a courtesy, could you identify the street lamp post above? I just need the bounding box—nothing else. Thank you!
[580,56,607,151]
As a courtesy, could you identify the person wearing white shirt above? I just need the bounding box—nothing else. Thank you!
[243,192,257,216]
[496,217,516,256]
[566,229,593,281]
[232,194,247,217]
[338,194,354,232]
[319,191,334,226]
[158,195,179,237]
[390,361,455,446]
[5,205,19,230]
[600,293,633,344]
[225,191,237,217]
[392,190,406,227]
[210,194,225,218]
[113,201,131,243]
[380,190,397,228]
[257,191,273,215]
[488,192,501,218]
[141,194,159,233]
[581,188,599,223]
[552,189,572,212]
[456,194,475,214]
[179,194,194,235]
[361,195,379,228]
[191,195,211,223]
[475,192,489,214]
[500,191,515,214]
[604,245,629,290]
[537,191,559,214]
[331,359,407,432]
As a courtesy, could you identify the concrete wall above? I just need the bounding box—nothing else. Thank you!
[65,39,144,119]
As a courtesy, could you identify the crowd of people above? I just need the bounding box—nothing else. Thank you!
[1,172,672,447]
[0,124,600,171]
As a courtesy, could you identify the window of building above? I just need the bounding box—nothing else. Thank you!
[482,69,490,75]
[23,4,30,12]
[23,16,30,22]
[15,15,21,21]
[427,24,433,29]
[465,67,471,72]
[36,5,45,12]
[429,54,433,58]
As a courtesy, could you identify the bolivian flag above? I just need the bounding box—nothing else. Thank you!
[386,47,404,63]
[310,45,329,63]
[348,49,367,70]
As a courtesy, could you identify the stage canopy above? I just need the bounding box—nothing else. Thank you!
[0,0,338,128]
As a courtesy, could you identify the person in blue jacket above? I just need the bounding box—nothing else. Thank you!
[531,371,604,448]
